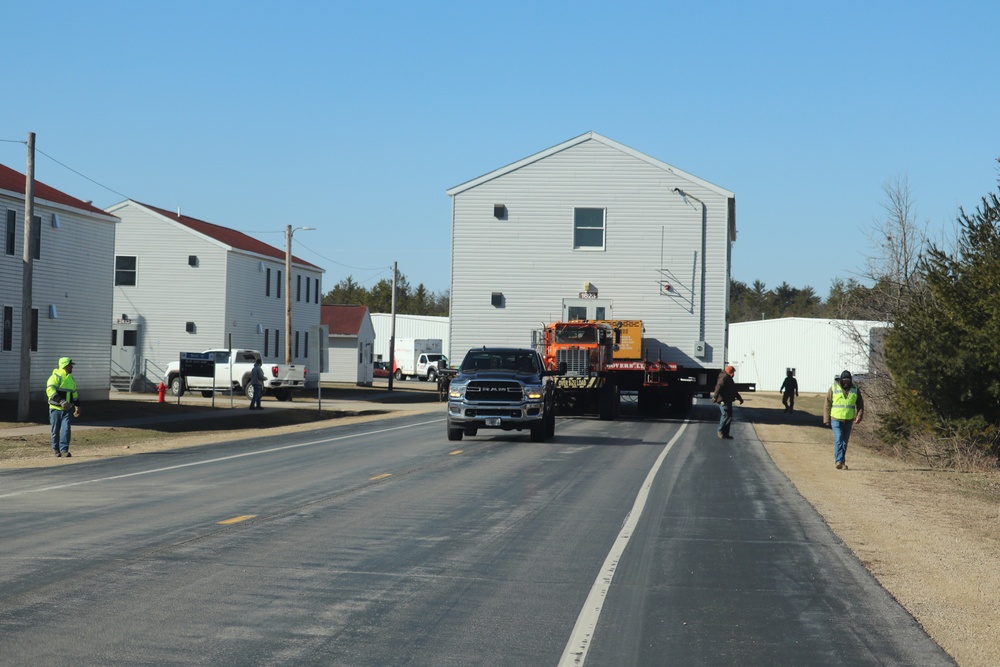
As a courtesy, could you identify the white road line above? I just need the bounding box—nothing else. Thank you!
[0,419,442,499]
[558,420,689,667]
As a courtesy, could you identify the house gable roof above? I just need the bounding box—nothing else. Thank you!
[321,304,370,336]
[107,200,321,271]
[446,131,734,199]
[0,162,116,218]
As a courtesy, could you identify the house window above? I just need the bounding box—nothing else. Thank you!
[296,275,302,302]
[314,279,320,304]
[273,330,280,358]
[265,268,271,297]
[5,209,15,255]
[305,277,310,303]
[304,331,309,358]
[573,208,606,250]
[294,330,300,358]
[31,308,38,351]
[264,328,270,356]
[2,306,11,351]
[276,270,282,299]
[115,256,137,286]
[30,215,41,260]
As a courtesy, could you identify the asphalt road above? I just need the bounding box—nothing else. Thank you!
[0,402,953,666]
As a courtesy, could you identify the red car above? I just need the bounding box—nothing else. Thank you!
[373,361,390,379]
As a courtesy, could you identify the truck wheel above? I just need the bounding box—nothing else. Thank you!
[544,410,556,439]
[447,425,464,441]
[169,375,184,397]
[394,369,405,381]
[427,369,438,382]
[530,423,546,442]
[244,383,255,400]
[275,390,292,401]
[201,391,214,398]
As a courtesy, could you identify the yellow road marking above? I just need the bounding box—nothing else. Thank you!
[449,450,463,455]
[370,473,393,481]
[217,515,256,525]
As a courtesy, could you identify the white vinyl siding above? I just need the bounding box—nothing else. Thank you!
[448,133,734,368]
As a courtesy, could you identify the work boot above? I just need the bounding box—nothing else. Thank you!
[54,450,61,458]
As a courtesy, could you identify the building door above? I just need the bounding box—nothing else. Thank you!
[562,298,612,321]
[111,322,139,378]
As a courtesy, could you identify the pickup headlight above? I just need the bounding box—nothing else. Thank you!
[449,382,467,399]
[524,385,544,400]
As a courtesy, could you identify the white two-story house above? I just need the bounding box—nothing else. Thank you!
[105,200,324,389]
[0,163,118,403]
[447,131,736,367]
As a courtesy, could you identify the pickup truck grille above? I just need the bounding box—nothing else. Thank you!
[465,381,524,402]
[557,349,591,376]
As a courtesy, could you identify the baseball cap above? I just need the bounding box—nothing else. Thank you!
[59,357,74,368]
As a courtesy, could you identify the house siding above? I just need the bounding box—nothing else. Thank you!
[0,194,116,401]
[448,134,733,368]
[108,201,322,387]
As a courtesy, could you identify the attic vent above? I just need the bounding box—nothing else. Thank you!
[51,213,60,228]
[186,321,196,333]
[188,255,198,267]
[491,292,504,308]
[493,204,506,219]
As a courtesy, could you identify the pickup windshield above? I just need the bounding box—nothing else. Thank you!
[461,352,539,374]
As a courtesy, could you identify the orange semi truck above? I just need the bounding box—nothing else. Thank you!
[539,319,754,420]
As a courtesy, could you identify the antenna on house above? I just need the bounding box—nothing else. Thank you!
[177,206,181,217]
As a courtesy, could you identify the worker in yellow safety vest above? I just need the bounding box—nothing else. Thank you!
[823,369,864,470]
[46,357,80,458]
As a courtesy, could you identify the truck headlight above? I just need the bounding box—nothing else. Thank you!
[449,383,467,399]
[524,385,544,400]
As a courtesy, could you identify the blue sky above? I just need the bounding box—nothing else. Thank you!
[3,1,997,298]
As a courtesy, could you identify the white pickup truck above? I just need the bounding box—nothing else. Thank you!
[165,349,306,401]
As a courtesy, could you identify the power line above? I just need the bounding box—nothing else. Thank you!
[34,147,130,200]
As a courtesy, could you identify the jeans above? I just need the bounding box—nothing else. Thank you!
[831,418,853,463]
[49,409,72,451]
[717,402,733,437]
[249,383,263,409]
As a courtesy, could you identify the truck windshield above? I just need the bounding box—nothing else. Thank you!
[554,326,596,344]
[462,353,538,373]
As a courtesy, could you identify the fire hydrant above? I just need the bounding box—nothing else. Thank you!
[157,381,167,403]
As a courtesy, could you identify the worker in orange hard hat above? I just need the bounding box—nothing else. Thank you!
[711,364,743,439]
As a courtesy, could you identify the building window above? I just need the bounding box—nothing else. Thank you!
[276,270,282,299]
[305,277,310,303]
[296,275,302,302]
[573,208,606,250]
[294,330,300,357]
[304,331,309,358]
[5,209,15,255]
[2,306,12,351]
[30,215,41,260]
[31,308,38,352]
[115,256,137,286]
[273,330,280,358]
[314,279,320,304]
[265,268,271,297]
[264,328,270,356]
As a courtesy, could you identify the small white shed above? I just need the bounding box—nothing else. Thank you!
[370,313,449,362]
[728,317,888,393]
[320,305,376,385]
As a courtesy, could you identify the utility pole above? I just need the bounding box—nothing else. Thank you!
[284,224,293,364]
[17,132,35,422]
[388,261,397,392]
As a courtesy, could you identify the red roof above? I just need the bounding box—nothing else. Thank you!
[321,304,370,336]
[0,163,113,217]
[137,201,321,270]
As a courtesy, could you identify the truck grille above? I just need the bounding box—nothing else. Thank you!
[557,349,591,376]
[465,381,524,402]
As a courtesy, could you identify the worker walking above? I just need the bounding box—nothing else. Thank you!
[249,358,265,410]
[712,365,744,439]
[823,370,864,470]
[46,357,80,458]
[780,369,799,413]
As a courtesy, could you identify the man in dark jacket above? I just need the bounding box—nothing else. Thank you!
[712,365,743,439]
[780,369,799,413]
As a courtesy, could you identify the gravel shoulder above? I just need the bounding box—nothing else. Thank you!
[744,392,999,667]
[3,389,997,665]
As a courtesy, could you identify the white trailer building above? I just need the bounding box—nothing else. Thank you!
[728,318,888,393]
